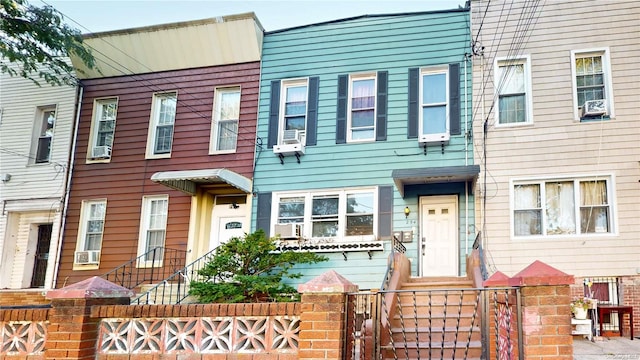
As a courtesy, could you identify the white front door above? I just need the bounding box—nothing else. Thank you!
[209,199,247,251]
[420,195,458,276]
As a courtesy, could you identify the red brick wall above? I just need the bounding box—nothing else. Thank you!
[0,290,49,306]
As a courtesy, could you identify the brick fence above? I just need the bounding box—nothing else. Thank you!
[1,261,578,360]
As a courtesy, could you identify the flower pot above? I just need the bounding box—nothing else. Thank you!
[573,307,588,320]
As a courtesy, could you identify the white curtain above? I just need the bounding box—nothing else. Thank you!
[545,182,576,235]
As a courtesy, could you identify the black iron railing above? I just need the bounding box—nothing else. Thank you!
[131,248,216,305]
[101,247,187,290]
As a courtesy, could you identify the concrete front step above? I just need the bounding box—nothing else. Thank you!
[404,276,474,288]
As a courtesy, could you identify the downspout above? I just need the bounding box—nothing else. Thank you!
[464,54,469,255]
[52,85,83,289]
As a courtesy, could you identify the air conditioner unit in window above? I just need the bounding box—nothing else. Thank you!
[274,223,302,239]
[283,129,302,144]
[91,145,112,159]
[582,99,607,117]
[75,250,100,264]
[419,132,450,144]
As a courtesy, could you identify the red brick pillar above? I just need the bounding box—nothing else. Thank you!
[509,260,575,360]
[45,276,133,360]
[298,270,358,360]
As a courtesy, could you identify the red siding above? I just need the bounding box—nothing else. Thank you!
[57,62,260,286]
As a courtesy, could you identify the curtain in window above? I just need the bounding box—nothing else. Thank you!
[580,180,609,233]
[285,86,307,130]
[514,184,541,235]
[351,79,375,140]
[545,182,576,235]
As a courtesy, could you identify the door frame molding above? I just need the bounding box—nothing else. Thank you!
[418,194,459,277]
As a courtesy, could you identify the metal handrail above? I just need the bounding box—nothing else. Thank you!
[101,247,187,290]
[131,248,217,305]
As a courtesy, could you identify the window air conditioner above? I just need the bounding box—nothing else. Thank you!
[419,132,450,144]
[581,99,607,117]
[274,223,302,239]
[91,145,112,159]
[75,250,100,264]
[283,129,301,144]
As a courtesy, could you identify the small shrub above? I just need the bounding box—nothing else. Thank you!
[189,230,327,303]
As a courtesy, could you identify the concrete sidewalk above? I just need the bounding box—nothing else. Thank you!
[574,336,640,359]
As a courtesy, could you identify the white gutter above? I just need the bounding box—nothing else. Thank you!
[52,85,83,289]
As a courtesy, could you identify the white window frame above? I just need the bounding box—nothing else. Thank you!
[494,56,532,126]
[209,87,241,154]
[75,199,107,267]
[137,195,169,267]
[570,48,615,121]
[31,105,57,164]
[87,97,118,162]
[146,91,177,159]
[271,187,378,242]
[347,73,377,142]
[510,175,616,239]
[278,78,309,145]
[419,66,449,142]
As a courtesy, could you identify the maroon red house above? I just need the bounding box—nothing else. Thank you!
[58,14,263,286]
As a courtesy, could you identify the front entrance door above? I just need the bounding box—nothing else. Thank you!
[420,195,458,276]
[209,196,248,251]
[30,224,52,288]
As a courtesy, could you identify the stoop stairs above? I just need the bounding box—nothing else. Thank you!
[381,276,482,360]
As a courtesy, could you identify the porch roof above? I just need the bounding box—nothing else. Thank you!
[391,165,480,197]
[150,168,252,195]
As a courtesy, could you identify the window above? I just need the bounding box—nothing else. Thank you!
[571,49,614,120]
[210,87,240,153]
[273,188,376,241]
[77,199,106,252]
[32,107,56,164]
[88,98,117,160]
[512,177,614,237]
[279,79,308,144]
[420,67,449,142]
[348,74,376,141]
[495,57,531,125]
[147,92,177,158]
[137,195,168,266]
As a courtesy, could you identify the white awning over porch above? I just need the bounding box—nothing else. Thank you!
[150,168,252,195]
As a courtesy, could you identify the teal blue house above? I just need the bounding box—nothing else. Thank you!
[252,8,476,289]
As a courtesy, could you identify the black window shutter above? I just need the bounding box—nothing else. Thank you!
[376,71,388,141]
[268,80,281,148]
[336,74,348,144]
[256,192,272,237]
[306,77,319,146]
[378,186,393,239]
[407,68,419,139]
[449,63,461,136]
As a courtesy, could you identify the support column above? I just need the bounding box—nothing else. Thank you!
[298,270,358,360]
[45,276,133,360]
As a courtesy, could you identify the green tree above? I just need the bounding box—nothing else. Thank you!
[189,230,327,303]
[0,0,94,86]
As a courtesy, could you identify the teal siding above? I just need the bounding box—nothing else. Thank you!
[253,10,473,288]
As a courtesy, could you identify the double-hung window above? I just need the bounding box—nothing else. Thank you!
[88,98,117,160]
[147,92,177,158]
[280,79,308,144]
[75,199,107,266]
[420,67,449,142]
[138,195,169,266]
[273,188,376,241]
[33,107,56,164]
[571,49,614,120]
[512,177,614,237]
[495,57,531,125]
[210,87,240,154]
[348,74,376,141]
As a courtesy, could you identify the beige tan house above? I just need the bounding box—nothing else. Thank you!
[470,0,639,330]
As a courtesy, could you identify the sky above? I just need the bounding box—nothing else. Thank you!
[35,0,465,34]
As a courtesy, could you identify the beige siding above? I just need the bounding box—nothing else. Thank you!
[471,0,640,276]
[0,63,76,289]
